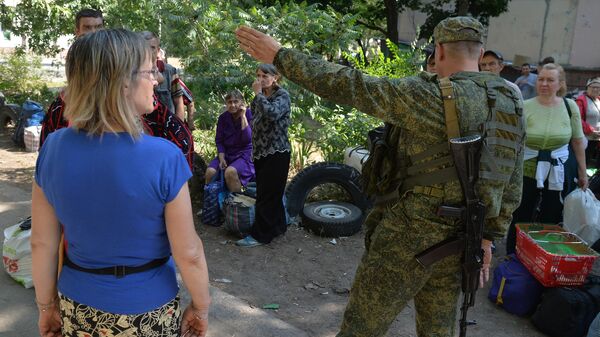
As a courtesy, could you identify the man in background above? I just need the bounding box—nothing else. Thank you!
[479,50,523,100]
[74,8,104,36]
[515,63,537,99]
[141,31,185,121]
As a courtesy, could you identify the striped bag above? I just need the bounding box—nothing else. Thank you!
[223,193,256,238]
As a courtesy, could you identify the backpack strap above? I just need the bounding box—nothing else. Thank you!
[563,97,572,118]
[439,77,460,139]
[395,79,461,198]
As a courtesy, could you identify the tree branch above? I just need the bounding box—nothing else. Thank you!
[356,19,387,35]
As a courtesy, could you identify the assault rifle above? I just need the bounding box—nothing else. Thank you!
[414,134,486,337]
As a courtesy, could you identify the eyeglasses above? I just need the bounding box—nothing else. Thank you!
[589,86,600,90]
[134,68,159,80]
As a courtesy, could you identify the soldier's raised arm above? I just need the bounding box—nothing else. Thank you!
[235,26,422,126]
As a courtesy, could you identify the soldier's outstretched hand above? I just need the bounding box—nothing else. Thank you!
[236,26,281,64]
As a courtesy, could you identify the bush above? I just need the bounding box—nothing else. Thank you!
[0,52,54,107]
[193,128,217,163]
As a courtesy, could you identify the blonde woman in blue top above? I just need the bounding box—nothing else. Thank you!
[31,29,210,337]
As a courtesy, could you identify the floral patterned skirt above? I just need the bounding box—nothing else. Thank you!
[58,294,181,337]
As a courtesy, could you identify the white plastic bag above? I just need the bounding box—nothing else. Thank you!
[343,146,369,173]
[2,222,33,288]
[563,188,600,245]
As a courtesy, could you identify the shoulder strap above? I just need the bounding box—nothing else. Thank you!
[439,77,460,139]
[563,97,572,118]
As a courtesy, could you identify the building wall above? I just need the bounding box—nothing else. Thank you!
[487,0,579,67]
[397,0,600,69]
[570,0,600,68]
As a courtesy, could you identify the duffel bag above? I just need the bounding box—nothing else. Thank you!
[488,254,543,316]
[223,193,256,238]
[532,282,600,337]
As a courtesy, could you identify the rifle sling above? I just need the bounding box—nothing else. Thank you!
[415,237,464,268]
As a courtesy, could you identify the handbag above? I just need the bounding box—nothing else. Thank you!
[223,193,256,238]
[488,254,543,316]
[202,170,226,226]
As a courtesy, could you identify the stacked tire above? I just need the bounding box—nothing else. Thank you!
[285,162,370,237]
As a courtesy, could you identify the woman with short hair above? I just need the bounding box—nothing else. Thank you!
[31,29,210,337]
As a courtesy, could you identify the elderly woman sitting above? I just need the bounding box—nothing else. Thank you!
[205,89,255,192]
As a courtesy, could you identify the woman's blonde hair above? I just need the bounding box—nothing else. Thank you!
[540,63,567,97]
[64,29,150,138]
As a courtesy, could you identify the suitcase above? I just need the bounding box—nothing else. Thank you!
[532,282,600,337]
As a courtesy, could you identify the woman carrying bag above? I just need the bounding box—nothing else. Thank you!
[506,63,588,255]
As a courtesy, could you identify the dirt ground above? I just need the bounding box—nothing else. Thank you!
[0,128,546,337]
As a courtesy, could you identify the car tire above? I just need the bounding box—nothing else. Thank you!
[301,201,363,237]
[285,162,370,218]
[0,105,19,130]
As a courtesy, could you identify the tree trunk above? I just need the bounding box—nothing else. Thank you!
[382,0,399,56]
[384,0,399,45]
[456,0,470,16]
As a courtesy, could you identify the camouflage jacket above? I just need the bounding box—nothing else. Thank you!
[274,48,525,240]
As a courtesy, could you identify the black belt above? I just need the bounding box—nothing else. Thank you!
[63,254,170,278]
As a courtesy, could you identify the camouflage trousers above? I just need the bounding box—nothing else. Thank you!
[338,194,462,337]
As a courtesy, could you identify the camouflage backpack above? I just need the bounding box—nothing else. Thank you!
[361,122,407,199]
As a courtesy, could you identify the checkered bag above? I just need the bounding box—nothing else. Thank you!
[223,193,256,238]
[24,125,42,152]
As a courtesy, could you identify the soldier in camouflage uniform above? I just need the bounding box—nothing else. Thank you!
[236,17,525,337]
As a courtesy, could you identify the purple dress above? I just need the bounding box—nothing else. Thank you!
[208,108,255,186]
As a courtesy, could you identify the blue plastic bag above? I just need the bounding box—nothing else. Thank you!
[201,171,227,226]
[12,100,44,148]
